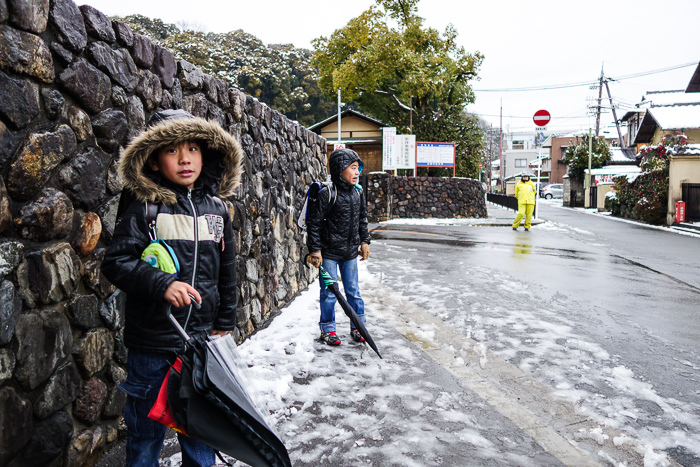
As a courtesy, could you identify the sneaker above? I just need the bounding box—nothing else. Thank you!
[524,228,529,231]
[320,331,341,346]
[350,329,365,342]
[512,227,518,231]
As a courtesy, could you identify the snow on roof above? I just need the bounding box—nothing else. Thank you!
[646,106,700,130]
[669,143,700,156]
[639,90,700,108]
[609,147,636,162]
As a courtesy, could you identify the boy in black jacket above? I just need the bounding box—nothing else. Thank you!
[101,109,242,466]
[306,148,371,346]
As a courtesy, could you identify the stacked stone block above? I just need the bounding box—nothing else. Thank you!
[0,1,325,465]
[366,173,487,222]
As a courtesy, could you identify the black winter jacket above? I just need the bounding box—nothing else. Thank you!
[101,112,243,352]
[306,148,370,261]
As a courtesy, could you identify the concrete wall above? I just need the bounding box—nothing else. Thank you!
[597,184,614,211]
[584,184,614,211]
[0,1,325,465]
[667,152,700,224]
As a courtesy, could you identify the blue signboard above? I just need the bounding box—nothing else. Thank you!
[416,142,455,167]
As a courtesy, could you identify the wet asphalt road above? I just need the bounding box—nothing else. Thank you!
[367,201,700,466]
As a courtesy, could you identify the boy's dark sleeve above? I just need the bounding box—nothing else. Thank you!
[214,209,237,330]
[101,202,177,301]
[305,185,329,253]
[359,189,370,244]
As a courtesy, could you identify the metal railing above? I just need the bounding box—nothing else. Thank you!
[487,192,518,211]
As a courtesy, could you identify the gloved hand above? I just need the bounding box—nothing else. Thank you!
[358,242,370,261]
[307,251,322,268]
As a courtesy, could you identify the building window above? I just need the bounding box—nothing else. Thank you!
[512,140,525,150]
[515,159,527,168]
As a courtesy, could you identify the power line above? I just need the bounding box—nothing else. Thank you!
[472,113,591,120]
[474,61,698,92]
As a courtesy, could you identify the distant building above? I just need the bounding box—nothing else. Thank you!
[500,130,547,184]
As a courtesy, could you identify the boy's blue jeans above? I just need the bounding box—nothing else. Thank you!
[319,257,365,333]
[120,350,215,467]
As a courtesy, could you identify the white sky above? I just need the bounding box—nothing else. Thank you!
[80,0,700,133]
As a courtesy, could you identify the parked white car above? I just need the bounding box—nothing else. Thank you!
[541,183,563,199]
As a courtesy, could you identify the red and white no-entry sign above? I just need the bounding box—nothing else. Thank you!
[533,109,551,127]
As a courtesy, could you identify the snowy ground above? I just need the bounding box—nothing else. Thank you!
[161,269,564,467]
[156,201,697,466]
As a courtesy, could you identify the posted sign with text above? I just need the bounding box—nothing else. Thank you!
[395,135,416,170]
[382,127,397,170]
[383,128,415,170]
[416,142,455,167]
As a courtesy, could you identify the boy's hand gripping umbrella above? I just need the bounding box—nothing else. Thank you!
[318,265,382,359]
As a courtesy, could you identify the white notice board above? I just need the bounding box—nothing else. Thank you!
[395,135,416,170]
[382,127,397,170]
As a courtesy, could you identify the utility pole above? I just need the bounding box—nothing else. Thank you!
[585,128,592,190]
[603,79,624,147]
[337,88,341,144]
[595,65,604,137]
[499,100,503,193]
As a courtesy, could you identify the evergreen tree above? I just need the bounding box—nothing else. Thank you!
[118,15,334,126]
[312,0,484,177]
[563,135,612,181]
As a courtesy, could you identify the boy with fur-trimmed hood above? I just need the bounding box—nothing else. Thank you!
[101,109,242,466]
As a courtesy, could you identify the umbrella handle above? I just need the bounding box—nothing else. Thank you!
[166,303,191,342]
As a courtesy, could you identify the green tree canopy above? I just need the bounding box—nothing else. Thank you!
[563,134,612,182]
[311,0,485,177]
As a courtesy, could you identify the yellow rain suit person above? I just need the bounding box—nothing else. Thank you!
[512,174,537,230]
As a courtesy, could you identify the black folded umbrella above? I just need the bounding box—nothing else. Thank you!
[162,304,292,467]
[319,266,382,358]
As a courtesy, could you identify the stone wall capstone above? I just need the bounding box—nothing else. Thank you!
[0,1,326,465]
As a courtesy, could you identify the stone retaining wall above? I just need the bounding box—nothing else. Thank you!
[0,1,325,465]
[366,173,487,221]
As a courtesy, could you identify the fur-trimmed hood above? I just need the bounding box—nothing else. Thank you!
[119,113,243,204]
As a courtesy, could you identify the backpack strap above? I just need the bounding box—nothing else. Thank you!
[325,182,337,208]
[145,201,159,242]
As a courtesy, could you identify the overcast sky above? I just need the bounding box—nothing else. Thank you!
[80,0,700,134]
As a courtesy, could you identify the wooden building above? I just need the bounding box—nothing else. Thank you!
[307,108,387,174]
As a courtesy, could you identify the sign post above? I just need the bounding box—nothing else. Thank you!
[532,110,550,220]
